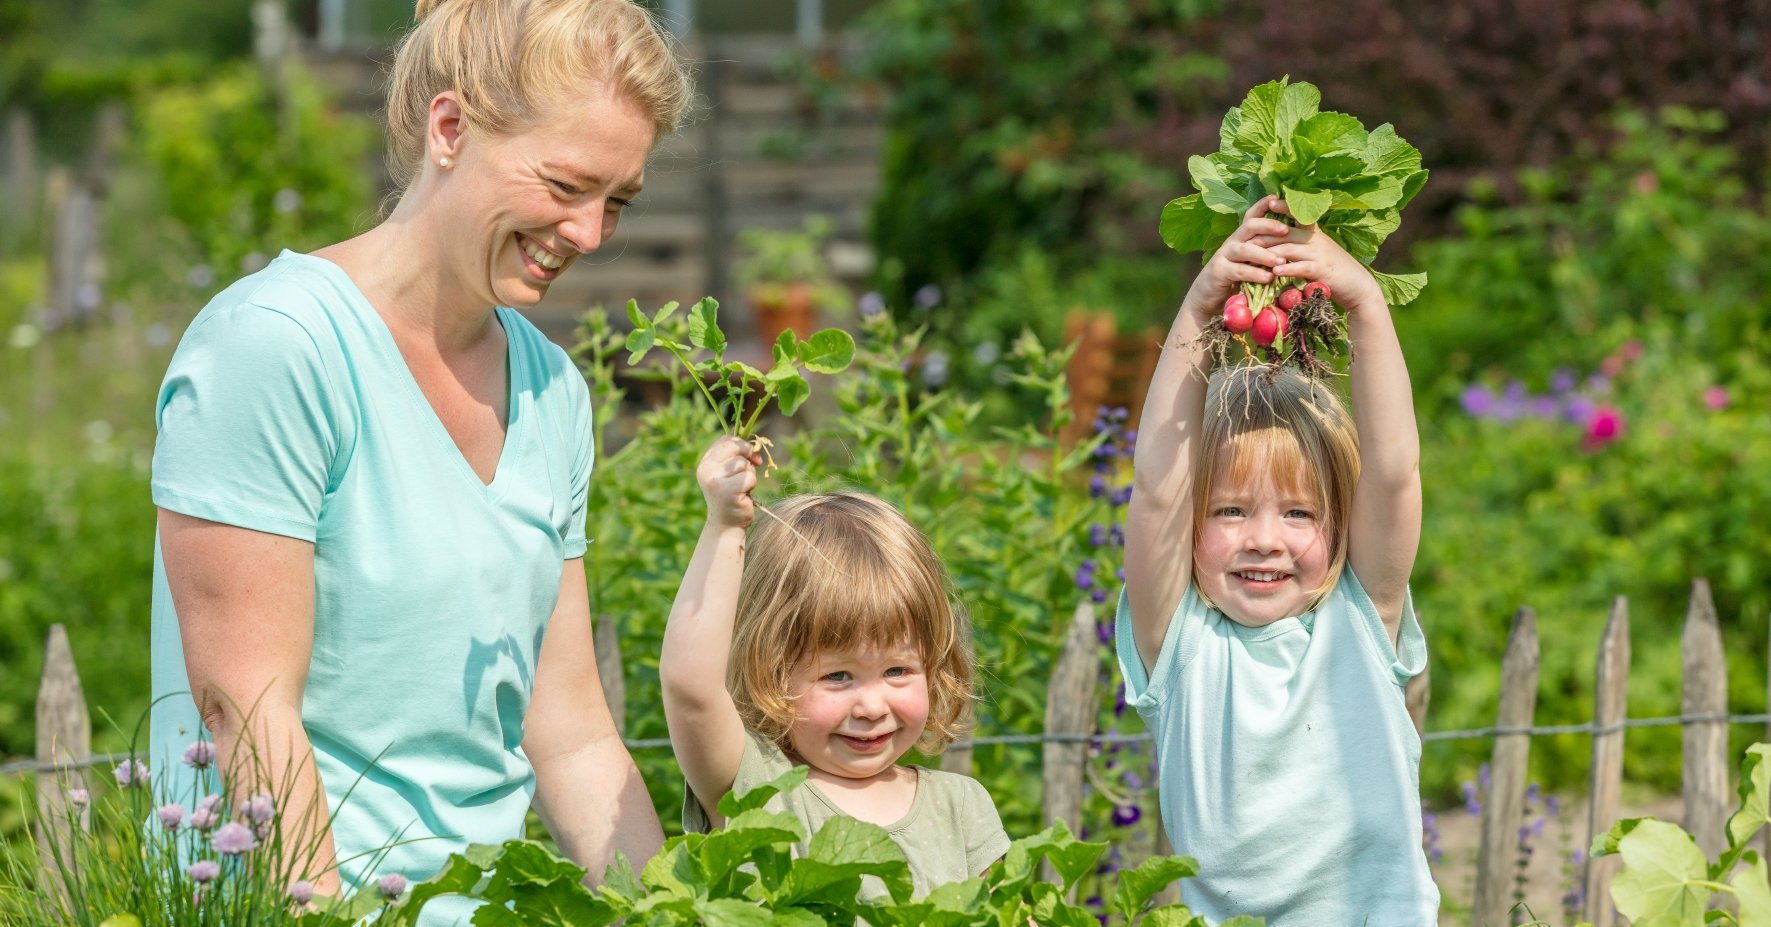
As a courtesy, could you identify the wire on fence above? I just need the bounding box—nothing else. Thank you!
[6,713,1770,778]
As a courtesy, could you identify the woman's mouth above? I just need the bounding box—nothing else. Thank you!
[517,234,567,280]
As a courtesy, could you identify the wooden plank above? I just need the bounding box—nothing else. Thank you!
[1473,607,1540,927]
[1682,578,1730,856]
[1042,599,1099,882]
[34,624,92,873]
[1584,596,1631,927]
[594,614,626,737]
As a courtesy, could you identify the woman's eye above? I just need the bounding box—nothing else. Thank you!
[549,179,578,195]
[608,196,634,211]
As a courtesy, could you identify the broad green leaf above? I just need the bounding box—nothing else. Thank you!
[482,841,587,896]
[775,375,811,416]
[695,898,773,927]
[1308,154,1368,183]
[640,840,703,898]
[1217,918,1266,927]
[1111,855,1200,919]
[624,326,655,365]
[1295,112,1365,153]
[689,297,726,356]
[504,878,618,927]
[1281,185,1334,226]
[624,298,645,329]
[807,817,912,902]
[654,300,681,324]
[700,809,805,880]
[1189,155,1247,214]
[1373,270,1428,306]
[766,357,800,383]
[1141,905,1205,927]
[1362,123,1422,176]
[1734,854,1771,927]
[1230,79,1285,156]
[1160,195,1235,255]
[1217,106,1243,153]
[1398,168,1430,208]
[1594,817,1654,858]
[1329,176,1403,210]
[771,859,867,908]
[719,765,810,818]
[771,910,827,927]
[469,906,526,927]
[1727,744,1771,847]
[1611,819,1713,927]
[775,327,798,356]
[1274,80,1321,142]
[922,877,989,913]
[98,917,142,927]
[730,361,765,381]
[1326,224,1382,264]
[1029,820,1107,889]
[797,329,856,374]
[601,852,642,901]
[384,851,494,927]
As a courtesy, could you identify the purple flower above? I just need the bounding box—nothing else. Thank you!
[212,822,259,856]
[379,873,408,899]
[67,788,90,809]
[242,792,276,825]
[290,880,315,905]
[1109,486,1133,507]
[1074,561,1096,589]
[857,291,886,318]
[1460,781,1482,817]
[157,803,186,832]
[1122,771,1144,789]
[1095,620,1112,645]
[187,860,221,884]
[1115,567,1125,582]
[1563,394,1596,425]
[1111,804,1142,827]
[1528,396,1559,419]
[1525,782,1540,807]
[1546,795,1560,817]
[1091,587,1108,604]
[1550,368,1576,394]
[114,759,150,788]
[1109,525,1124,547]
[1586,372,1612,394]
[1088,523,1107,547]
[913,284,942,310]
[1478,763,1492,793]
[1088,474,1107,499]
[182,740,216,769]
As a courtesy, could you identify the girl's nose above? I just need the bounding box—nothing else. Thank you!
[1243,513,1284,553]
[850,685,888,719]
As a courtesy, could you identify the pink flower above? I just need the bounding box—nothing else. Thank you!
[67,788,90,809]
[1582,405,1625,451]
[113,759,150,788]
[242,792,276,825]
[290,880,315,905]
[1704,386,1729,411]
[212,822,258,856]
[1620,340,1644,362]
[182,740,216,769]
[1600,354,1624,377]
[187,860,221,883]
[157,803,186,832]
[378,873,408,900]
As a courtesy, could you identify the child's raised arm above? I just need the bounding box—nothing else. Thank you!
[660,436,763,823]
[1124,196,1292,674]
[1264,206,1422,642]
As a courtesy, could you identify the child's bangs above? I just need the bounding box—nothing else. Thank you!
[795,550,926,660]
[1216,426,1323,506]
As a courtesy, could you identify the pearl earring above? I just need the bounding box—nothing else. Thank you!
[439,156,452,169]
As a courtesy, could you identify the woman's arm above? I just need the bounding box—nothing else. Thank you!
[659,437,760,826]
[526,562,665,880]
[158,509,341,894]
[1124,196,1292,673]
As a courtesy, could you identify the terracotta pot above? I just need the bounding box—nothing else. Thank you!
[752,282,816,346]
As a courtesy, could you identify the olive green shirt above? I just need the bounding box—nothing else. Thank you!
[683,730,1011,899]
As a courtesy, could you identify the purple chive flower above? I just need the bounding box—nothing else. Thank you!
[1528,396,1559,419]
[290,880,315,905]
[1586,373,1612,394]
[212,822,259,856]
[1111,804,1142,827]
[913,284,942,310]
[379,873,408,899]
[157,803,186,832]
[243,792,276,825]
[1122,771,1144,789]
[114,759,150,788]
[182,740,216,769]
[67,788,90,809]
[1115,567,1125,582]
[187,860,221,884]
[1525,782,1540,807]
[1703,386,1729,410]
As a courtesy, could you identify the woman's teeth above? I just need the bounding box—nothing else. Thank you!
[521,238,565,270]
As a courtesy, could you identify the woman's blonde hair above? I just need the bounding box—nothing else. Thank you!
[384,0,693,192]
[1193,366,1361,606]
[729,492,975,756]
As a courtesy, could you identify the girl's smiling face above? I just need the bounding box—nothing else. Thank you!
[785,643,930,782]
[1193,461,1332,628]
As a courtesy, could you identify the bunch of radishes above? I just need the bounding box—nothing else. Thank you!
[1221,279,1330,353]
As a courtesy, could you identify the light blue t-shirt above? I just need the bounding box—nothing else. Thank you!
[149,251,594,923]
[1115,569,1439,926]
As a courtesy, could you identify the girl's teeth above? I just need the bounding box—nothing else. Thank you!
[1240,571,1281,582]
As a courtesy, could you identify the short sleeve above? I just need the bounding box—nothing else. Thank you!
[561,361,594,558]
[152,303,342,541]
[1113,583,1204,713]
[961,776,1011,875]
[1338,568,1429,687]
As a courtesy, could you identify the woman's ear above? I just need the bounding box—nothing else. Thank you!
[427,91,465,167]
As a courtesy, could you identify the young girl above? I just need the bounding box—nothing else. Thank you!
[662,438,1009,898]
[1119,195,1439,924]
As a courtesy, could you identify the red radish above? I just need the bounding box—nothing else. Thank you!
[1251,306,1288,347]
[1276,286,1303,311]
[1223,292,1249,316]
[1303,281,1331,301]
[1224,300,1254,333]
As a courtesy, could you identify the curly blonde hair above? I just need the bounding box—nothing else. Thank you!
[384,0,693,193]
[728,492,975,756]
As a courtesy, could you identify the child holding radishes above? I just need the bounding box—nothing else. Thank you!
[1118,194,1439,924]
[660,437,1009,899]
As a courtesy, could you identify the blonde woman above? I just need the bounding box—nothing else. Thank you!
[149,1,690,919]
[662,438,1009,899]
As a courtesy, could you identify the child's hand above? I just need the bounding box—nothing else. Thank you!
[1263,199,1384,312]
[698,437,762,529]
[1183,195,1291,322]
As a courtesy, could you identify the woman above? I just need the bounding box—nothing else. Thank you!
[147,0,691,918]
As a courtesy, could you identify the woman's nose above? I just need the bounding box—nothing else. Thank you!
[558,203,609,254]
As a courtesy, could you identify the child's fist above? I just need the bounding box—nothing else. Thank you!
[697,437,761,529]
[1185,195,1290,322]
[1262,199,1383,312]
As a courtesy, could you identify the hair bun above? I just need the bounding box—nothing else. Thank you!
[413,0,446,23]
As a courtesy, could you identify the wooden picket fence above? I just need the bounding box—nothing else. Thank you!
[11,578,1769,923]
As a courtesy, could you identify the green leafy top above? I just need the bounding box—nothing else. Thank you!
[1159,76,1430,306]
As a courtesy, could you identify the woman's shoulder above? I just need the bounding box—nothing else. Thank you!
[201,251,361,330]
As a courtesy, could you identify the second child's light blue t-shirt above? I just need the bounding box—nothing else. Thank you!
[1115,569,1439,927]
[149,251,594,925]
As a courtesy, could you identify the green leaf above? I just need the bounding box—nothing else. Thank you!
[1728,744,1771,847]
[719,765,809,818]
[775,327,798,357]
[1594,817,1653,858]
[1160,195,1236,255]
[689,297,726,356]
[797,329,856,374]
[601,852,643,901]
[1141,905,1206,927]
[625,298,645,329]
[624,326,655,365]
[776,375,811,416]
[806,816,912,902]
[98,917,143,927]
[1398,169,1430,208]
[1611,819,1713,927]
[1281,185,1334,226]
[1329,175,1403,210]
[1189,155,1247,215]
[469,906,526,927]
[1217,106,1243,153]
[654,300,681,325]
[1372,270,1428,306]
[730,361,765,381]
[1308,154,1368,183]
[1111,855,1200,919]
[1274,80,1321,142]
[640,840,703,898]
[1361,123,1422,176]
[504,878,617,927]
[694,898,774,927]
[1734,854,1771,927]
[1230,79,1285,156]
[383,850,494,927]
[771,910,828,927]
[1295,112,1365,153]
[699,809,805,881]
[1217,918,1266,927]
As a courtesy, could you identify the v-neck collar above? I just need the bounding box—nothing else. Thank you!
[290,250,526,499]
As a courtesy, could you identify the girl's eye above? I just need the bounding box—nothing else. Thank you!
[884,666,910,678]
[822,671,851,683]
[1286,508,1315,519]
[1217,506,1244,517]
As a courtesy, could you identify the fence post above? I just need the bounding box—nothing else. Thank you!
[3,107,37,255]
[1042,599,1098,881]
[1584,596,1630,926]
[1473,607,1539,927]
[35,625,92,868]
[594,614,626,737]
[941,704,974,776]
[1682,578,1729,856]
